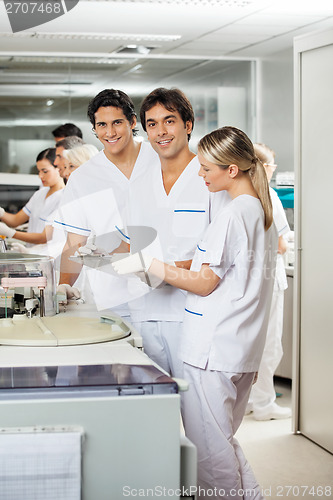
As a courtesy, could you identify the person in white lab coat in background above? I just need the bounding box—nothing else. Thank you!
[246,143,292,420]
[54,135,84,182]
[113,126,277,500]
[0,148,64,252]
[52,122,83,143]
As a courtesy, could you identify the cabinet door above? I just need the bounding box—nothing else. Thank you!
[296,33,333,453]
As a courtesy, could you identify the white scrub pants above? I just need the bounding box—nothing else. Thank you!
[131,321,184,378]
[182,364,265,500]
[250,289,284,410]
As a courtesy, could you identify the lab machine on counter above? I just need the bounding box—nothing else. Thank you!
[0,252,196,500]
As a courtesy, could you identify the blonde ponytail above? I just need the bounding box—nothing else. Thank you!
[249,157,273,230]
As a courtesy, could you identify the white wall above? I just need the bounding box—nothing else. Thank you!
[258,49,294,172]
[294,29,333,454]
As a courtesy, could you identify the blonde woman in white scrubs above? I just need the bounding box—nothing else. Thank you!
[114,126,278,500]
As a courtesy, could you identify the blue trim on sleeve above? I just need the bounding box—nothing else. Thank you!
[24,207,31,214]
[197,245,206,252]
[279,224,289,235]
[53,220,91,233]
[185,308,203,317]
[115,226,130,241]
[174,209,206,213]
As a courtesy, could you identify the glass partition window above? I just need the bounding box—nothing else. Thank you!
[0,56,256,174]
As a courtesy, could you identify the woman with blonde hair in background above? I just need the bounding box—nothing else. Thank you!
[63,143,99,181]
[113,126,278,500]
[246,143,292,421]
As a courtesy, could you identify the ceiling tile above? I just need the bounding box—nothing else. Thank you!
[197,32,272,43]
[239,13,328,27]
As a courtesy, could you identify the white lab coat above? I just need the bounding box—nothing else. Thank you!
[126,156,230,377]
[250,187,290,411]
[179,194,277,498]
[23,187,64,235]
[20,187,64,257]
[127,156,230,322]
[54,141,160,311]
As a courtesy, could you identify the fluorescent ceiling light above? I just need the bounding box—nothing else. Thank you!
[2,56,134,65]
[0,32,181,42]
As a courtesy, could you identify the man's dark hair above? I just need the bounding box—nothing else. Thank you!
[56,136,84,151]
[36,148,56,166]
[52,123,83,139]
[140,88,195,141]
[87,89,138,135]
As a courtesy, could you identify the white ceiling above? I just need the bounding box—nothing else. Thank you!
[1,0,332,59]
[0,0,332,119]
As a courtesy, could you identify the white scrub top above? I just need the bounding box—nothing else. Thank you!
[127,156,230,322]
[270,187,290,291]
[53,141,159,311]
[179,194,278,373]
[23,187,64,235]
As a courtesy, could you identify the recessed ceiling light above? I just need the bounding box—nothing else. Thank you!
[115,45,154,55]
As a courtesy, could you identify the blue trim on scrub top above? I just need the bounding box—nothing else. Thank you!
[185,308,203,317]
[39,217,48,222]
[115,225,130,241]
[24,207,31,214]
[197,245,206,252]
[279,224,289,235]
[53,220,91,233]
[174,209,206,213]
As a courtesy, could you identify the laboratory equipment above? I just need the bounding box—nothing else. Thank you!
[0,253,56,318]
[0,309,197,500]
